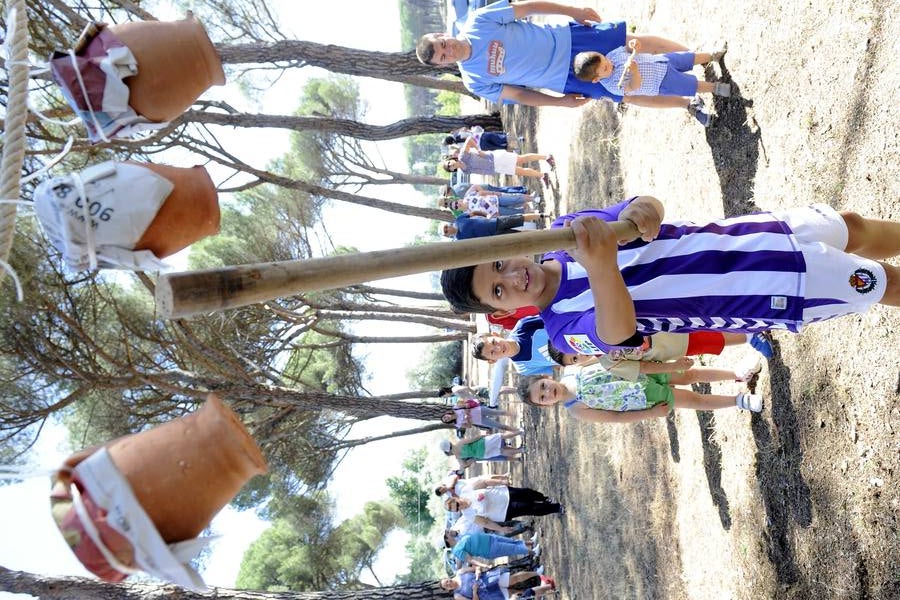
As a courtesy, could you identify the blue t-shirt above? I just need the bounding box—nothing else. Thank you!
[508,316,555,375]
[450,533,493,562]
[459,0,572,102]
[455,214,499,239]
[457,570,507,600]
[539,201,807,354]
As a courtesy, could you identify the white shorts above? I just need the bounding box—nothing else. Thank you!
[491,150,518,176]
[775,204,886,325]
[482,433,503,458]
[499,571,511,599]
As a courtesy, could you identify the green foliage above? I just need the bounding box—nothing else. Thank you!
[435,89,462,116]
[395,536,446,583]
[406,341,463,390]
[386,448,435,535]
[236,495,401,591]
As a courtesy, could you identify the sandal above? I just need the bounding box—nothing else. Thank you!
[540,575,557,590]
[545,154,556,171]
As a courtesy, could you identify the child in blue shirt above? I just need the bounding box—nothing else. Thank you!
[573,39,730,127]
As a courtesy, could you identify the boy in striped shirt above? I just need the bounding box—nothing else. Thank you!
[440,196,900,354]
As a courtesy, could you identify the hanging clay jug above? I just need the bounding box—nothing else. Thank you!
[58,394,267,545]
[109,14,225,122]
[130,162,220,259]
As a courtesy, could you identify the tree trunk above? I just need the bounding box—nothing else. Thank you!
[346,285,447,302]
[215,384,452,421]
[311,327,468,344]
[216,40,471,95]
[183,111,503,141]
[0,566,448,599]
[314,310,475,333]
[330,422,452,452]
[204,158,452,222]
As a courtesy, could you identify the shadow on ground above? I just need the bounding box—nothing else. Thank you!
[705,62,764,216]
[751,337,814,586]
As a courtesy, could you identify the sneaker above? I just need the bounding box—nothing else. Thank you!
[735,392,763,413]
[713,82,732,97]
[687,98,713,128]
[749,332,774,359]
[535,565,545,575]
[734,355,762,382]
[540,575,557,590]
[531,543,542,558]
[545,154,556,171]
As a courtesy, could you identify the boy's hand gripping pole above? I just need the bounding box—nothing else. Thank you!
[155,220,640,319]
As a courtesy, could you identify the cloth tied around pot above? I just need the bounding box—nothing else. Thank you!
[33,161,173,271]
[50,447,213,590]
[49,23,166,143]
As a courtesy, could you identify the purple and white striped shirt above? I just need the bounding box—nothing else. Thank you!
[540,204,808,354]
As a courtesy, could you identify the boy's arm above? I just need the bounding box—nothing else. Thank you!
[569,402,669,423]
[625,62,642,92]
[638,357,694,374]
[568,216,638,345]
[512,1,601,23]
[499,85,591,107]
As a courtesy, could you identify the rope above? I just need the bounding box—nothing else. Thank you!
[0,0,30,286]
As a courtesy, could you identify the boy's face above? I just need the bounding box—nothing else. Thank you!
[477,334,517,361]
[426,33,467,65]
[470,257,554,311]
[528,378,565,406]
[591,54,613,81]
[561,352,596,366]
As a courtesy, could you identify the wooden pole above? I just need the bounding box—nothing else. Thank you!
[156,221,639,319]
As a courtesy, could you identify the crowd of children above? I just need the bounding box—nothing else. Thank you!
[436,126,556,241]
[436,380,561,600]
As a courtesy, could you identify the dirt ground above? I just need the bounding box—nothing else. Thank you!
[490,0,900,598]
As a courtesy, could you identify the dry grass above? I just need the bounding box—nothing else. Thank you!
[497,1,900,598]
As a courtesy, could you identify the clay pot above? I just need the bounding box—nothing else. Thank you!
[110,15,225,122]
[105,393,267,542]
[61,394,267,544]
[130,162,220,259]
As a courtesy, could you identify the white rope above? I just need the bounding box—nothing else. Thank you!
[0,0,30,297]
[67,50,112,144]
[69,171,99,270]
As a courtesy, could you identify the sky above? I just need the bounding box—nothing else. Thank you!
[0,0,451,596]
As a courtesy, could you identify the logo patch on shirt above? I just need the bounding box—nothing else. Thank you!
[564,334,602,355]
[849,268,877,294]
[487,40,506,75]
[770,296,788,310]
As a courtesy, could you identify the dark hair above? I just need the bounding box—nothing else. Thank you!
[441,410,455,424]
[415,34,436,64]
[443,135,455,145]
[516,375,544,407]
[471,335,487,361]
[434,485,446,497]
[442,159,458,173]
[546,341,567,366]
[573,51,604,82]
[441,266,496,313]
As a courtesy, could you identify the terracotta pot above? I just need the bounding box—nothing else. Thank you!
[105,393,267,542]
[59,394,267,545]
[110,15,225,122]
[130,162,220,258]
